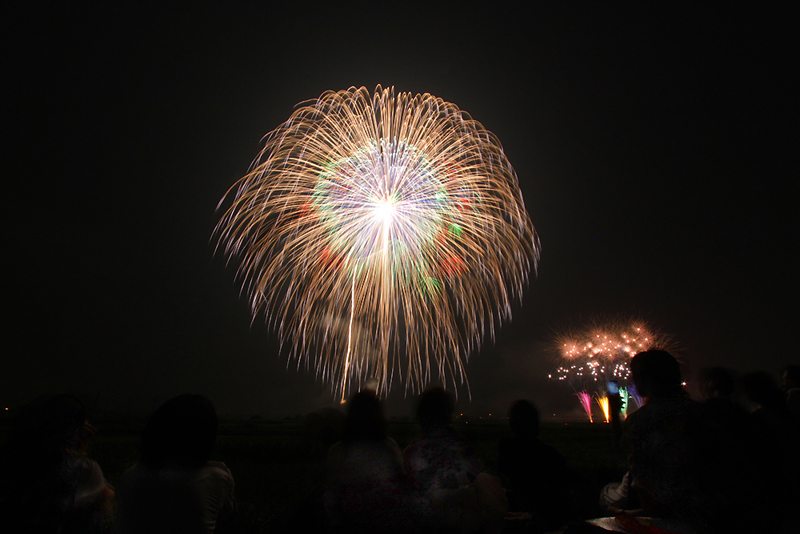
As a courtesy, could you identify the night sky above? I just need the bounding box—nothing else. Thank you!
[5,3,796,418]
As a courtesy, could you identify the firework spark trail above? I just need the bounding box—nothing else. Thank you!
[216,86,539,399]
[619,386,629,418]
[627,384,643,411]
[575,391,593,423]
[595,393,610,423]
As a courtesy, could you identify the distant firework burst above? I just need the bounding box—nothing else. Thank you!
[550,321,668,388]
[549,320,673,420]
[216,86,539,400]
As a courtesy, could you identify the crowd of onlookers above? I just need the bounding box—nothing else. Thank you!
[1,354,798,534]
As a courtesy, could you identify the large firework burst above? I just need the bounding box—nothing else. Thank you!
[216,86,539,400]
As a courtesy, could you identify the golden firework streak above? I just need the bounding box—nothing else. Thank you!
[342,267,357,403]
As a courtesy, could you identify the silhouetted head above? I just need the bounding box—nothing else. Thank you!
[343,390,386,443]
[782,365,800,392]
[742,371,785,411]
[508,399,540,438]
[701,367,736,398]
[141,394,218,468]
[631,349,683,400]
[416,387,454,434]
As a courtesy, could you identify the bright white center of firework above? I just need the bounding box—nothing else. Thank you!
[314,139,449,265]
[374,200,395,225]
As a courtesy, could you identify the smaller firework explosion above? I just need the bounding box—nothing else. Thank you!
[549,320,671,421]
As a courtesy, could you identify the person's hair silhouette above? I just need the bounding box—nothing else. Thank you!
[141,394,218,468]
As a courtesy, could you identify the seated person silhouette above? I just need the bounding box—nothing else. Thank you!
[404,387,506,533]
[0,394,114,534]
[499,399,569,532]
[324,390,410,533]
[404,388,482,497]
[781,364,800,419]
[115,394,235,534]
[741,371,800,533]
[624,351,705,526]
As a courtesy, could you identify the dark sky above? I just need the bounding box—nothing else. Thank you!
[4,3,796,418]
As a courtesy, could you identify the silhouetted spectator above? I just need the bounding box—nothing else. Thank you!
[0,394,113,533]
[624,350,710,530]
[620,351,793,534]
[696,368,774,533]
[405,388,481,496]
[742,371,799,463]
[115,394,236,534]
[781,364,800,419]
[743,371,789,415]
[700,366,736,399]
[697,367,748,432]
[286,408,347,531]
[741,371,800,532]
[404,387,506,533]
[598,351,688,519]
[697,366,750,451]
[498,399,569,532]
[324,390,410,533]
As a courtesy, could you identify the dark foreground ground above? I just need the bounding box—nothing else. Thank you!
[2,417,627,533]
